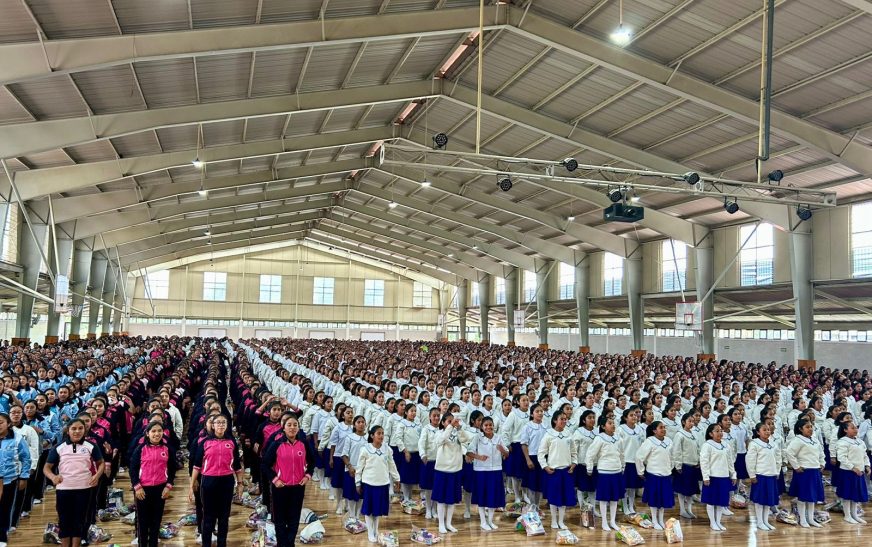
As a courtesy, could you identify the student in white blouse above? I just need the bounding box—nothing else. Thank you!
[538,412,577,530]
[635,421,674,530]
[355,425,401,544]
[835,421,871,525]
[700,423,737,532]
[785,419,826,528]
[417,408,441,520]
[585,416,625,532]
[571,410,598,510]
[746,422,780,531]
[617,406,645,515]
[431,413,474,535]
[338,416,367,521]
[394,404,422,502]
[468,417,508,532]
[671,412,701,519]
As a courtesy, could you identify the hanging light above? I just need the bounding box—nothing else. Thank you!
[796,205,812,221]
[562,158,579,172]
[496,174,513,192]
[420,178,431,187]
[567,215,576,222]
[610,0,632,46]
[723,197,739,215]
[433,133,449,149]
[607,188,623,203]
[682,172,700,185]
[388,201,398,209]
[192,159,204,169]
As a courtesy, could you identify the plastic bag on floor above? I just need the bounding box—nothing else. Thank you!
[98,508,120,522]
[410,528,442,545]
[555,530,579,544]
[730,493,748,509]
[516,512,546,536]
[504,501,525,518]
[121,512,136,525]
[579,503,597,529]
[402,500,425,515]
[664,518,683,543]
[159,523,180,539]
[107,488,125,510]
[300,508,327,524]
[615,525,645,546]
[177,513,198,526]
[378,530,400,547]
[87,524,112,544]
[624,513,653,529]
[774,509,798,525]
[43,523,61,544]
[299,520,325,544]
[251,521,277,547]
[343,518,367,534]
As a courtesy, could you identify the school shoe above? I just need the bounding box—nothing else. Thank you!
[33,499,42,505]
[21,511,29,518]
[131,539,138,545]
[196,534,202,544]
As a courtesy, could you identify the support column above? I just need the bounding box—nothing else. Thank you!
[457,279,468,341]
[626,255,645,353]
[575,252,590,353]
[87,255,108,338]
[505,268,518,347]
[695,242,715,358]
[68,242,93,340]
[438,285,449,342]
[790,225,815,368]
[101,262,117,336]
[45,235,74,343]
[536,260,552,349]
[479,274,491,344]
[111,280,124,335]
[16,222,48,341]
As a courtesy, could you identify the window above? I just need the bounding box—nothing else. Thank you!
[364,279,385,307]
[471,282,480,306]
[259,274,282,303]
[413,282,432,307]
[313,277,334,305]
[145,270,170,300]
[739,223,773,286]
[523,270,536,302]
[495,277,505,305]
[603,252,623,296]
[558,262,574,299]
[202,271,227,301]
[852,202,872,277]
[662,240,687,292]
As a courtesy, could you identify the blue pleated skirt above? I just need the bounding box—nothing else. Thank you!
[419,460,436,490]
[735,453,749,480]
[574,465,596,492]
[330,456,344,488]
[462,460,475,493]
[672,465,701,496]
[361,483,390,516]
[343,471,362,501]
[505,443,525,478]
[642,473,674,508]
[521,455,543,493]
[311,438,323,468]
[824,444,835,472]
[789,468,825,502]
[836,469,870,503]
[749,475,778,506]
[392,446,403,472]
[321,448,331,473]
[399,451,422,485]
[472,470,506,508]
[624,463,645,489]
[431,470,462,504]
[596,471,625,502]
[701,476,732,507]
[777,470,787,494]
[543,468,577,507]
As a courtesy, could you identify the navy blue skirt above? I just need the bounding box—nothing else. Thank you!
[462,460,475,493]
[777,470,787,495]
[505,443,525,478]
[642,473,674,508]
[522,455,543,493]
[361,483,390,516]
[701,476,732,507]
[574,465,596,492]
[596,471,625,502]
[543,468,577,507]
[343,471,362,501]
[399,451,422,485]
[672,465,701,496]
[419,460,436,490]
[330,456,344,488]
[836,469,870,503]
[431,470,462,505]
[735,453,749,480]
[824,444,835,472]
[472,470,506,508]
[624,463,645,489]
[749,475,778,506]
[311,438,323,468]
[789,468,825,502]
[831,467,843,492]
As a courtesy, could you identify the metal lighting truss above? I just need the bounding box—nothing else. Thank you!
[380,144,837,208]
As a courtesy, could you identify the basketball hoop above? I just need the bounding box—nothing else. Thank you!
[70,305,83,318]
[675,303,702,331]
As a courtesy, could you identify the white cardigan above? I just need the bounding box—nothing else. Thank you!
[836,436,871,471]
[700,440,737,481]
[671,430,701,468]
[434,425,473,473]
[355,444,400,487]
[538,429,576,469]
[635,436,673,477]
[746,438,780,478]
[785,435,825,470]
[585,433,624,474]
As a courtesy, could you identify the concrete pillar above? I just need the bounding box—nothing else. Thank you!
[626,255,644,352]
[69,242,93,339]
[16,222,49,340]
[45,235,74,341]
[536,260,552,349]
[790,225,815,367]
[111,281,124,334]
[87,255,108,337]
[575,253,590,352]
[457,279,468,341]
[0,202,10,259]
[101,262,117,336]
[694,242,715,356]
[505,268,518,346]
[438,285,449,341]
[479,274,491,344]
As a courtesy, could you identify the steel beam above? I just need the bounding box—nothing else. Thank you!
[130,231,307,270]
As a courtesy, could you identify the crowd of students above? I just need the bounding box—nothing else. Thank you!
[0,335,870,547]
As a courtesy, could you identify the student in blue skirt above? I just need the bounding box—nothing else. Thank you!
[746,422,780,531]
[539,411,577,530]
[785,418,826,528]
[635,421,674,530]
[432,412,473,535]
[617,405,645,515]
[461,410,483,519]
[328,405,354,514]
[585,415,625,531]
[469,416,508,531]
[671,411,702,519]
[729,407,750,490]
[700,423,736,532]
[835,421,870,525]
[500,394,531,504]
[571,410,598,510]
[338,415,367,521]
[417,408,441,520]
[520,404,547,508]
[394,403,422,502]
[356,425,401,544]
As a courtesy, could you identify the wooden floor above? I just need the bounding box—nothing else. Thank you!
[13,469,872,547]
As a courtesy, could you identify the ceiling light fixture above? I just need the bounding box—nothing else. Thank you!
[796,205,812,221]
[607,188,623,203]
[192,159,204,169]
[562,158,579,172]
[768,169,784,183]
[567,215,576,222]
[496,174,512,192]
[723,197,740,215]
[682,172,700,185]
[433,132,449,149]
[420,178,431,187]
[388,201,398,209]
[610,0,632,46]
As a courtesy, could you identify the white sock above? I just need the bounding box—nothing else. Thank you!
[600,501,610,531]
[577,491,585,509]
[512,478,522,502]
[797,501,809,527]
[479,507,490,530]
[609,500,619,530]
[437,503,447,534]
[755,504,767,530]
[401,484,412,501]
[808,503,821,527]
[422,491,432,518]
[707,505,718,531]
[716,506,726,531]
[487,508,498,529]
[365,516,376,542]
[550,504,559,529]
[655,507,665,529]
[463,491,472,517]
[558,506,567,529]
[678,495,686,516]
[446,503,457,532]
[686,495,696,518]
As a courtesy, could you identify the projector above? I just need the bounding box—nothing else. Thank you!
[603,203,644,223]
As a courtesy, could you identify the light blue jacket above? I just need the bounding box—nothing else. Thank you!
[0,430,32,484]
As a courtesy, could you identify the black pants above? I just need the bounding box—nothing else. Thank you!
[136,485,166,547]
[272,484,305,547]
[201,475,235,547]
[12,471,31,526]
[56,488,91,539]
[259,466,272,509]
[32,449,49,502]
[193,475,203,535]
[0,481,18,542]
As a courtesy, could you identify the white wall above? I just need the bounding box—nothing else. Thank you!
[126,321,438,342]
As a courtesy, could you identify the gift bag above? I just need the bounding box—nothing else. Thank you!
[410,528,442,545]
[813,511,831,524]
[343,518,367,534]
[504,501,525,518]
[251,521,277,547]
[177,513,198,526]
[516,512,546,536]
[107,488,125,510]
[300,508,326,524]
[615,526,645,546]
[730,493,747,509]
[87,524,112,544]
[555,530,579,544]
[774,509,798,525]
[579,504,597,529]
[98,508,120,522]
[624,513,653,529]
[378,530,400,547]
[664,518,683,544]
[300,520,325,544]
[159,523,180,539]
[402,500,425,515]
[43,523,61,545]
[121,512,136,525]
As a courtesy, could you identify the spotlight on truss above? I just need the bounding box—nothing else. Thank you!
[796,205,812,221]
[768,170,784,183]
[432,133,449,149]
[607,188,623,203]
[682,172,700,185]
[562,158,579,172]
[497,174,513,192]
[723,197,739,215]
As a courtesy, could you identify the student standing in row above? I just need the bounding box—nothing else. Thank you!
[432,413,473,535]
[746,422,780,531]
[671,412,701,519]
[339,415,367,521]
[700,424,736,532]
[785,419,825,528]
[129,421,177,547]
[469,417,507,531]
[417,408,441,520]
[585,416,624,532]
[834,421,870,525]
[356,425,401,544]
[262,415,313,547]
[635,421,673,530]
[539,412,577,530]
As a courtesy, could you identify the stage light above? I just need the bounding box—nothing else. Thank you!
[433,133,449,149]
[607,188,623,203]
[562,158,579,172]
[388,201,398,209]
[610,25,632,46]
[768,170,784,183]
[796,205,812,221]
[683,172,700,185]
[420,178,431,187]
[497,174,512,192]
[723,197,739,215]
